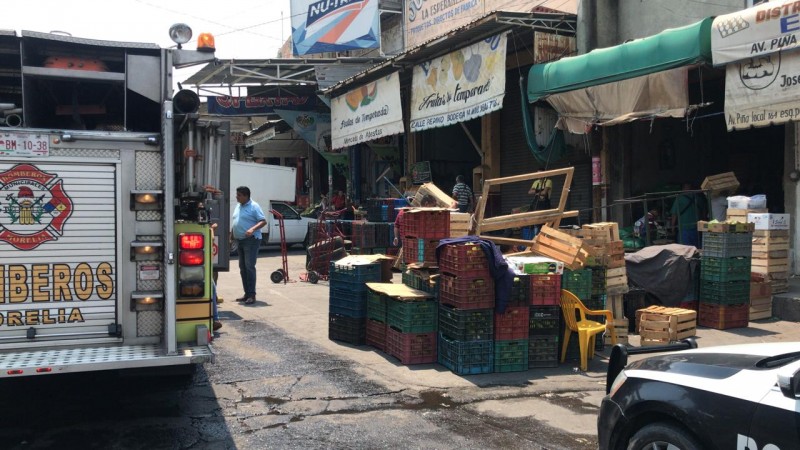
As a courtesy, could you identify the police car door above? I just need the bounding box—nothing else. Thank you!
[746,361,800,450]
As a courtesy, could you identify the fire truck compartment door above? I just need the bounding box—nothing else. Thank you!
[0,162,118,344]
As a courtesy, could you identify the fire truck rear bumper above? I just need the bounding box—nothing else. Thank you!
[0,343,215,378]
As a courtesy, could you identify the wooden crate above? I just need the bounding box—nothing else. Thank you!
[750,281,772,300]
[450,212,471,237]
[701,172,739,194]
[727,208,767,223]
[605,267,629,295]
[749,296,772,321]
[639,307,697,346]
[604,318,629,346]
[581,222,620,242]
[412,182,454,208]
[752,257,789,273]
[697,221,755,233]
[530,225,585,270]
[607,294,625,319]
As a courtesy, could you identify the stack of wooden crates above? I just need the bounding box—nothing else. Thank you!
[748,213,790,294]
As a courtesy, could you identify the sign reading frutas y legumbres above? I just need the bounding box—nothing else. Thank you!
[331,72,404,150]
[410,34,506,132]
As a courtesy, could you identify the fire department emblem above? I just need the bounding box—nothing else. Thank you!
[0,164,73,250]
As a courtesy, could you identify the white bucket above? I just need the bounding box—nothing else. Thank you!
[748,194,767,209]
[727,195,750,209]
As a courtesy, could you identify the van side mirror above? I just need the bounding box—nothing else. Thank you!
[777,366,800,399]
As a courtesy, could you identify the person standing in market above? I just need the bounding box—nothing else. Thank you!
[230,186,267,305]
[451,175,474,213]
[528,176,552,211]
[670,183,700,247]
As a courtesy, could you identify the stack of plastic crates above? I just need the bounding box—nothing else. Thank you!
[437,242,494,374]
[366,288,389,352]
[373,223,392,254]
[351,221,376,255]
[328,260,383,345]
[528,303,561,368]
[561,269,593,302]
[698,231,752,330]
[385,287,438,365]
[366,198,404,223]
[402,209,449,265]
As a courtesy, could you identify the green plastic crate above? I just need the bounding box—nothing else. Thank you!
[366,290,387,322]
[700,256,751,282]
[700,280,750,305]
[494,339,529,373]
[386,298,437,333]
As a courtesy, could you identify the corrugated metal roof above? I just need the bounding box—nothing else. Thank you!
[322,10,576,97]
[183,57,387,87]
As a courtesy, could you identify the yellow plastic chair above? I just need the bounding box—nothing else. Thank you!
[559,289,617,371]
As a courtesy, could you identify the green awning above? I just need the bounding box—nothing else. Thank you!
[528,18,712,102]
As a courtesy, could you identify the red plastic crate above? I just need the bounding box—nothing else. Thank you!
[403,210,450,239]
[402,238,439,265]
[439,273,494,309]
[698,303,748,330]
[366,319,387,351]
[439,243,490,277]
[530,275,561,306]
[494,306,530,340]
[386,326,437,364]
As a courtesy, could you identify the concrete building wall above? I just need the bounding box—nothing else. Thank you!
[578,0,747,54]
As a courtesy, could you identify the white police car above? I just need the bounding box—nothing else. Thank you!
[598,341,800,450]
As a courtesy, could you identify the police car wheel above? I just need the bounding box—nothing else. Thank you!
[627,423,701,450]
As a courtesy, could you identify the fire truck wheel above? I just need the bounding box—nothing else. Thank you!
[270,270,284,283]
[307,271,319,284]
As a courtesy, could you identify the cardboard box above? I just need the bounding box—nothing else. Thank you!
[747,213,790,230]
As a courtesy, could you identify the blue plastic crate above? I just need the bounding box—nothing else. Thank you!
[329,261,382,285]
[437,333,493,375]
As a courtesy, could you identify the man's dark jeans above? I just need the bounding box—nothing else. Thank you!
[238,236,260,298]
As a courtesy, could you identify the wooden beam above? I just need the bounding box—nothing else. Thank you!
[479,210,579,233]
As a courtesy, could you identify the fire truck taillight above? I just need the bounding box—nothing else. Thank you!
[180,250,204,266]
[179,282,204,297]
[179,233,204,250]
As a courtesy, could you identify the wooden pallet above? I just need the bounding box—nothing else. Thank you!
[530,225,586,270]
[639,307,697,346]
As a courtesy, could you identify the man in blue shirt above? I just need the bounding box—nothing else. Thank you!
[230,186,267,305]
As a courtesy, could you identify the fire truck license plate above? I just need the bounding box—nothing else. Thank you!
[0,133,50,157]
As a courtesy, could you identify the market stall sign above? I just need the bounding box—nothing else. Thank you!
[207,95,316,115]
[245,127,276,148]
[410,34,507,132]
[274,110,331,152]
[331,71,404,150]
[712,0,800,66]
[724,49,800,130]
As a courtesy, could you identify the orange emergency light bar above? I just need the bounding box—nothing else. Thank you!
[197,32,215,52]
